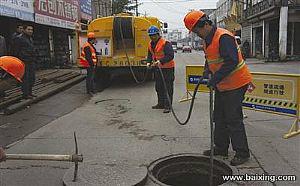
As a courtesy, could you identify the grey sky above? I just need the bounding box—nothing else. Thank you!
[139,0,218,32]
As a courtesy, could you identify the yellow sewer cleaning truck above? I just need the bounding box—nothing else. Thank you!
[79,13,164,86]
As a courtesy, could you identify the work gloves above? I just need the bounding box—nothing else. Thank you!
[147,60,161,68]
[207,78,217,89]
[202,68,217,89]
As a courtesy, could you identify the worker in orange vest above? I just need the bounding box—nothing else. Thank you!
[146,26,175,113]
[80,32,98,95]
[184,10,253,166]
[0,56,25,97]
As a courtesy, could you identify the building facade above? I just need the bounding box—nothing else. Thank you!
[91,0,112,18]
[215,0,242,35]
[214,0,300,60]
[0,0,93,68]
[167,30,182,42]
[238,0,300,60]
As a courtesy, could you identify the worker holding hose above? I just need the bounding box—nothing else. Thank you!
[80,32,98,95]
[146,26,175,114]
[184,10,253,166]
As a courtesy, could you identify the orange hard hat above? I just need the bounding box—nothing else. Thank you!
[0,56,25,82]
[87,32,95,39]
[184,10,206,32]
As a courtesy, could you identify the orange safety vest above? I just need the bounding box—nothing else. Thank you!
[80,42,97,68]
[204,28,252,91]
[148,38,175,69]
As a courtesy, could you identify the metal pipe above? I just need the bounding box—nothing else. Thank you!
[6,154,73,161]
[209,86,214,186]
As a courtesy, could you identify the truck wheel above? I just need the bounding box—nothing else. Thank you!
[134,69,145,81]
[145,68,155,81]
[95,69,111,91]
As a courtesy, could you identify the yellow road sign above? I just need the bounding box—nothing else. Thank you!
[244,72,299,117]
[185,65,208,93]
[183,65,300,138]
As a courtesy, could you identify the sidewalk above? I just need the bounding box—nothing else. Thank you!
[0,68,85,114]
[245,58,300,74]
[246,57,300,64]
[245,58,265,64]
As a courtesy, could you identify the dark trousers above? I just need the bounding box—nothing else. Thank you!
[86,67,95,93]
[22,64,35,97]
[154,68,175,108]
[213,85,250,158]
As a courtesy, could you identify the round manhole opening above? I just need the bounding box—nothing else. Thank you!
[148,153,234,186]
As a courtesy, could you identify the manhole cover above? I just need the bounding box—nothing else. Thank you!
[147,153,237,186]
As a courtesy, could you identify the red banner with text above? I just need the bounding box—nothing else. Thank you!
[35,0,80,29]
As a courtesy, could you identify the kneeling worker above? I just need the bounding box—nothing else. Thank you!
[146,26,175,113]
[0,56,25,97]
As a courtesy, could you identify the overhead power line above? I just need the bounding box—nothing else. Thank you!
[149,0,187,14]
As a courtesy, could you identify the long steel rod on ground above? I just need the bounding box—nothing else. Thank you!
[6,154,74,161]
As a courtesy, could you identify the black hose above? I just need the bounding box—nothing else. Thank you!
[118,17,150,84]
[158,66,206,125]
[118,16,206,126]
[159,66,215,186]
[209,86,214,186]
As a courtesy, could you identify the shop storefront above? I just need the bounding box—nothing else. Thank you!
[0,0,84,68]
[287,7,300,57]
[0,1,35,52]
[252,24,263,58]
[34,0,80,68]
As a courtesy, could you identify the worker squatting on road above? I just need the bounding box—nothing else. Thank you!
[146,26,175,114]
[80,32,98,96]
[184,10,254,166]
[0,56,25,98]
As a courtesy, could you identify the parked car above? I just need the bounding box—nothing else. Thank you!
[177,43,183,50]
[194,44,204,51]
[182,46,192,53]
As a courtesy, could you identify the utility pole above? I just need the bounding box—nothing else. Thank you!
[111,0,114,15]
[97,0,101,17]
[135,0,138,16]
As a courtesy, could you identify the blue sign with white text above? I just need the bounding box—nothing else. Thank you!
[242,103,297,115]
[188,75,202,84]
[0,0,34,21]
[79,0,92,20]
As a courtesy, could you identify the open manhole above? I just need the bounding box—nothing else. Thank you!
[147,153,236,186]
